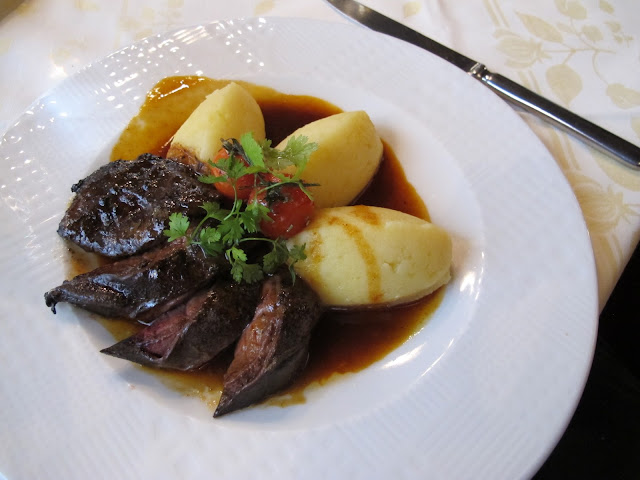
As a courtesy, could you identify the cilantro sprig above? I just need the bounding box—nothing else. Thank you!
[163,133,316,283]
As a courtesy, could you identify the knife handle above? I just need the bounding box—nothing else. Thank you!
[476,70,640,169]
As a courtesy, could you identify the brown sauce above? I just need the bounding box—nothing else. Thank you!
[85,76,444,410]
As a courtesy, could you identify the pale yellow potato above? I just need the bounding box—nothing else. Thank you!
[287,206,452,308]
[277,111,382,208]
[167,82,265,171]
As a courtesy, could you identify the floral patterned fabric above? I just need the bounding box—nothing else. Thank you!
[1,0,638,308]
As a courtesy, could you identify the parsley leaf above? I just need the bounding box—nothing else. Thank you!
[243,201,271,233]
[198,227,223,256]
[227,246,264,283]
[262,135,317,176]
[288,243,308,263]
[228,246,247,263]
[262,239,290,274]
[282,136,318,178]
[164,212,190,242]
[287,243,308,282]
[241,263,264,284]
[229,256,246,283]
[201,201,227,221]
[219,216,244,244]
[240,132,265,168]
[198,174,227,184]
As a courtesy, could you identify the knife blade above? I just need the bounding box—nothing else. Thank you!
[325,0,640,169]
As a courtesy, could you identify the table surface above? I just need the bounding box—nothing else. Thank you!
[1,1,639,479]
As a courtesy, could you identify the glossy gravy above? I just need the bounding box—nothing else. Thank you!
[90,76,445,409]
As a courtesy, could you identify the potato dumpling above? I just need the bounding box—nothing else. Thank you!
[277,111,383,208]
[167,82,265,171]
[287,206,452,308]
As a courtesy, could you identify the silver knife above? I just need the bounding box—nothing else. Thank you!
[325,0,640,170]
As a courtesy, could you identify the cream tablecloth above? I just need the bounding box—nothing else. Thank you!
[1,0,639,308]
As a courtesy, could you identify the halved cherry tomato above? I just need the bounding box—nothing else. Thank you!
[209,148,255,200]
[249,179,314,239]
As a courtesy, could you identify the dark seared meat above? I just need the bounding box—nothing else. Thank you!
[44,238,224,320]
[57,154,220,258]
[214,272,324,417]
[100,279,262,370]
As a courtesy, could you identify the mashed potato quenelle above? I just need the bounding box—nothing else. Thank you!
[167,82,265,171]
[287,206,452,308]
[277,111,383,208]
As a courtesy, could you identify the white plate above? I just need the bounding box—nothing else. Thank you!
[0,18,597,480]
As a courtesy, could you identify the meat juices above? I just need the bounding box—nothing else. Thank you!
[214,272,324,417]
[57,154,220,258]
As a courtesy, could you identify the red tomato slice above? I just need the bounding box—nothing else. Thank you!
[250,181,314,239]
[209,148,255,200]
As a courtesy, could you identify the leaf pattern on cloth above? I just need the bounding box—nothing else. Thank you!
[581,25,603,42]
[599,0,615,14]
[255,0,275,15]
[517,13,563,43]
[496,32,548,68]
[546,64,582,105]
[403,2,421,18]
[567,170,640,305]
[555,0,587,20]
[606,84,640,109]
[50,40,85,71]
[594,149,640,192]
[572,174,639,234]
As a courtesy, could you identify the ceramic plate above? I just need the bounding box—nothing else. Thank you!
[0,18,597,480]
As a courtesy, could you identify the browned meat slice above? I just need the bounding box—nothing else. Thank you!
[214,272,324,417]
[100,279,262,370]
[44,238,224,321]
[57,154,220,258]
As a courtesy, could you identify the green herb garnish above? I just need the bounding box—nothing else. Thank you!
[163,133,316,283]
